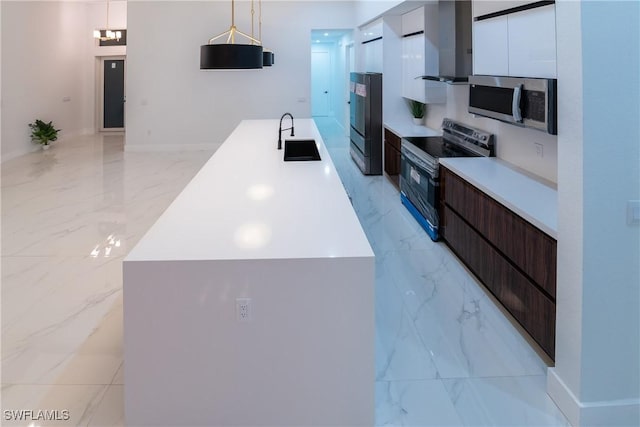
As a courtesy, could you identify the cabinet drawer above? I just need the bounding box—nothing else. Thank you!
[444,205,555,358]
[384,128,401,151]
[443,168,556,299]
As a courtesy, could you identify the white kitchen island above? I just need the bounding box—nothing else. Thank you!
[123,119,375,426]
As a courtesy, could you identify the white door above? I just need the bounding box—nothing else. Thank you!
[311,51,331,117]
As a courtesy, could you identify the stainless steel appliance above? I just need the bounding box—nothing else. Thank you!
[350,72,382,175]
[468,75,557,134]
[420,0,472,83]
[400,118,494,241]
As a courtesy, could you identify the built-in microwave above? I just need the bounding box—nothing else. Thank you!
[468,75,557,135]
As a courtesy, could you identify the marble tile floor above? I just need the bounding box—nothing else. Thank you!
[2,134,214,426]
[0,124,570,426]
[314,116,569,427]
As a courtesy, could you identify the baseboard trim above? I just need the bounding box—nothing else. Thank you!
[124,143,221,153]
[548,368,640,426]
[2,130,95,163]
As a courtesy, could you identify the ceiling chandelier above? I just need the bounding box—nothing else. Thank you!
[93,0,121,41]
[200,0,275,70]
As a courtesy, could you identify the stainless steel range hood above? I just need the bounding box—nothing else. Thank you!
[421,0,472,84]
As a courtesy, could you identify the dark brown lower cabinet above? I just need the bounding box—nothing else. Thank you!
[384,128,401,188]
[441,166,557,360]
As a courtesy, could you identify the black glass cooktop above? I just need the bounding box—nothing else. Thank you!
[402,136,478,159]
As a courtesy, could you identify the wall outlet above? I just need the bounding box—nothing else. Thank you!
[236,298,252,322]
[62,96,71,102]
[535,143,544,158]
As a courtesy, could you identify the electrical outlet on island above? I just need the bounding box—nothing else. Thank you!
[535,143,544,158]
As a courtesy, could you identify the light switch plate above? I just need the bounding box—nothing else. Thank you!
[627,200,640,225]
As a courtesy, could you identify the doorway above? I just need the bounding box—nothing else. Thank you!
[310,30,354,132]
[311,51,331,117]
[97,56,126,131]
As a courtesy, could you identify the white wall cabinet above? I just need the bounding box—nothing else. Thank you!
[362,19,383,42]
[362,19,383,73]
[507,5,557,78]
[472,15,509,76]
[364,40,383,73]
[401,6,424,35]
[402,34,425,103]
[472,4,556,78]
[472,1,534,18]
[400,6,445,104]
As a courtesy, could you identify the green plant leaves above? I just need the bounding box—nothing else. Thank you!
[407,99,425,119]
[29,119,60,145]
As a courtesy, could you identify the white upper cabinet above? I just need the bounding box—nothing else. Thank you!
[472,1,535,18]
[473,15,509,76]
[402,33,425,103]
[507,5,557,78]
[361,19,383,73]
[401,6,424,35]
[361,19,383,42]
[401,7,425,103]
[400,5,445,104]
[472,3,557,78]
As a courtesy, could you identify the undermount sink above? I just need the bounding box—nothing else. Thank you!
[284,139,321,161]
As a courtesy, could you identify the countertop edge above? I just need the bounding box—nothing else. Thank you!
[383,120,441,138]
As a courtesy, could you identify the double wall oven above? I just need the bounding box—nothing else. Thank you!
[400,118,494,241]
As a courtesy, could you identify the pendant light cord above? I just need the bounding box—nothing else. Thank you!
[259,0,262,42]
[251,0,255,45]
[208,0,261,45]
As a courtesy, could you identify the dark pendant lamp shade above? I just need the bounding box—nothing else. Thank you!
[200,44,263,70]
[262,51,275,67]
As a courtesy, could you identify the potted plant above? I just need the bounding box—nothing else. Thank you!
[408,99,425,125]
[29,119,60,149]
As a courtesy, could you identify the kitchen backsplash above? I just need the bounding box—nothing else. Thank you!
[424,84,558,184]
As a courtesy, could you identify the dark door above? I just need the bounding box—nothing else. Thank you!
[104,59,125,129]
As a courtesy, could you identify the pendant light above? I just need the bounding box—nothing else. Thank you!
[259,0,275,67]
[93,0,122,41]
[200,0,263,70]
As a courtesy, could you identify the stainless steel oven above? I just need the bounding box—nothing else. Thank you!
[400,118,494,241]
[468,75,557,135]
[400,142,440,240]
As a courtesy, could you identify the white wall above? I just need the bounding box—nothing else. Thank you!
[1,1,92,161]
[548,1,640,425]
[355,0,404,26]
[425,85,558,183]
[125,1,356,151]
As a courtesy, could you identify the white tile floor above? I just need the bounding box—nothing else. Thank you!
[1,123,570,426]
[315,117,569,427]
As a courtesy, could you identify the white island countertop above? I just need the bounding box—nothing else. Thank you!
[124,119,375,426]
[440,157,558,239]
[126,119,373,262]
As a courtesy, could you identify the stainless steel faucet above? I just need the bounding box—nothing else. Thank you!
[278,113,294,150]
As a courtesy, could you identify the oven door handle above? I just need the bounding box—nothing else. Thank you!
[401,148,437,177]
[512,84,523,122]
